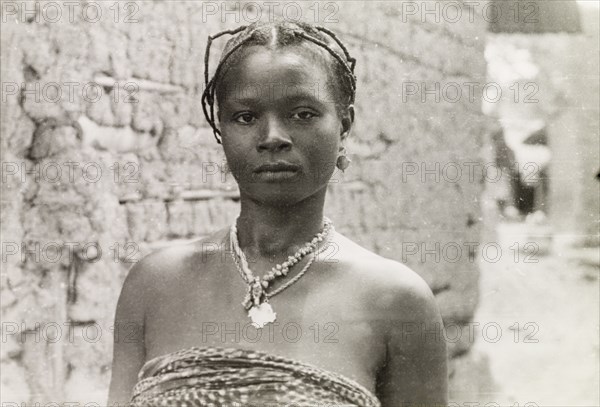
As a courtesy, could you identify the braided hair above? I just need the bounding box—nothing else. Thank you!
[201,20,357,144]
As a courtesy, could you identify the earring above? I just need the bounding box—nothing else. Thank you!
[336,147,351,172]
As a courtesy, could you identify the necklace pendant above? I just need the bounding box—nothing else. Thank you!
[248,302,277,328]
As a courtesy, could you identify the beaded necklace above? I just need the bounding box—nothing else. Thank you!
[229,217,334,328]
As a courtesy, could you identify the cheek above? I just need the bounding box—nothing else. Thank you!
[221,125,256,155]
[221,138,251,175]
[304,126,339,177]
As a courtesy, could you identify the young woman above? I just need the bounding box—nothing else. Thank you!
[108,20,447,407]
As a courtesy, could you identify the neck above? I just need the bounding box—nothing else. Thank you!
[236,189,327,258]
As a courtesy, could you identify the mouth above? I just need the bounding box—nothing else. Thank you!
[253,161,301,182]
[254,162,301,173]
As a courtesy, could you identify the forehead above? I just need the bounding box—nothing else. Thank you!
[217,46,335,104]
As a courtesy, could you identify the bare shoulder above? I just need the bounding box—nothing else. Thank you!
[119,229,228,302]
[333,240,449,404]
[333,232,440,324]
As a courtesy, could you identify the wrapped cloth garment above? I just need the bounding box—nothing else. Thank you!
[130,346,381,407]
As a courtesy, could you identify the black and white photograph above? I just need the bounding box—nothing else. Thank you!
[1,1,598,406]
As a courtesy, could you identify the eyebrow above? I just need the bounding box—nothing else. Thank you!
[224,84,335,106]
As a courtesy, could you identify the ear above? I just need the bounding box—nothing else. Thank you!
[339,104,355,141]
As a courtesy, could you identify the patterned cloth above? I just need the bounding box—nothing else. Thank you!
[130,346,381,407]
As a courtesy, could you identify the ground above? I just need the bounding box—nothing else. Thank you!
[472,221,600,406]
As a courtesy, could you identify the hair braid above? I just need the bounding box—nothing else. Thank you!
[201,21,357,144]
[292,30,356,101]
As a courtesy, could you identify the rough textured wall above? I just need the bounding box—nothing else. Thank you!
[1,1,492,404]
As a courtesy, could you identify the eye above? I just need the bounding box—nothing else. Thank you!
[233,112,256,124]
[291,109,319,121]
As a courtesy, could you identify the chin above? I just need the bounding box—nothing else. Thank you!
[247,189,304,207]
[242,184,322,208]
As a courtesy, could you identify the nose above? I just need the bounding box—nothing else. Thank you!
[257,116,292,153]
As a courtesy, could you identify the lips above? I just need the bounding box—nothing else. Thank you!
[254,161,301,173]
[253,161,300,182]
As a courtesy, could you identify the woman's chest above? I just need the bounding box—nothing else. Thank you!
[143,270,386,393]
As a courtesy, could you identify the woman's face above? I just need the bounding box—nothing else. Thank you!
[217,46,353,206]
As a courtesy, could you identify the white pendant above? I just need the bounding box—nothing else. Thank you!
[248,302,277,328]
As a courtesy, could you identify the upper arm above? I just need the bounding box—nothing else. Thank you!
[376,268,448,407]
[107,260,149,406]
